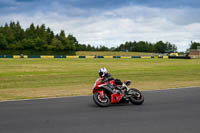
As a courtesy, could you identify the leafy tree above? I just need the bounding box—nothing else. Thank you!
[65,34,77,50]
[38,24,48,42]
[46,27,54,46]
[10,21,24,42]
[99,45,109,51]
[0,33,8,49]
[154,41,167,53]
[48,37,63,50]
[148,43,154,52]
[25,23,36,39]
[190,42,200,49]
[33,37,46,50]
[21,39,35,49]
[3,23,16,44]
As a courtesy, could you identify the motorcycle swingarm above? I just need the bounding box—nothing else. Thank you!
[127,90,138,96]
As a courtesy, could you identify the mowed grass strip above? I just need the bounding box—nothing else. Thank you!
[0,58,200,101]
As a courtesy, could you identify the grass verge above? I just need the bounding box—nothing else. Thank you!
[0,58,199,101]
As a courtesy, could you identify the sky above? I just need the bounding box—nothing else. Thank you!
[0,0,200,51]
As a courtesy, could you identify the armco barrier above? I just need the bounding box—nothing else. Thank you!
[95,56,104,58]
[121,56,131,59]
[28,55,40,58]
[85,56,95,58]
[41,55,54,59]
[113,56,120,58]
[104,56,113,58]
[163,56,169,59]
[2,55,193,59]
[66,56,79,59]
[168,56,191,59]
[132,56,141,58]
[23,55,28,58]
[79,56,86,58]
[0,55,13,58]
[54,55,66,58]
[153,56,158,58]
[13,55,21,59]
[141,56,152,59]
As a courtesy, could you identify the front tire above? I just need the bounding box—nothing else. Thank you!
[93,92,110,107]
[129,88,144,105]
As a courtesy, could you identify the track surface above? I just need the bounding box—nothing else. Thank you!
[0,87,200,133]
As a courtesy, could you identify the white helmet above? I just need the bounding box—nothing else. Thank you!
[99,67,108,77]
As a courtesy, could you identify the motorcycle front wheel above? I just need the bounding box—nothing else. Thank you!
[128,88,144,105]
[93,92,110,107]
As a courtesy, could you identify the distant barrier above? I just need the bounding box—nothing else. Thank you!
[168,56,191,59]
[0,55,191,59]
[0,55,13,58]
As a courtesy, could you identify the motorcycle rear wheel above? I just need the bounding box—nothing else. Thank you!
[129,88,144,105]
[93,92,110,107]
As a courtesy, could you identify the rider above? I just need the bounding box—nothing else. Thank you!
[99,67,123,93]
[99,67,114,82]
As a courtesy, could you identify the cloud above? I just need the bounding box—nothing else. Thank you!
[0,1,200,51]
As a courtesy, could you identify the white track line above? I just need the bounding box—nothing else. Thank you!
[0,95,91,103]
[0,86,199,103]
[142,86,200,92]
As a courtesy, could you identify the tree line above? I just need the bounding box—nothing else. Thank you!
[114,41,177,53]
[0,22,79,55]
[0,21,197,55]
[189,42,200,50]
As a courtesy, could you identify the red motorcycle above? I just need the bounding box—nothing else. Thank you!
[92,78,144,107]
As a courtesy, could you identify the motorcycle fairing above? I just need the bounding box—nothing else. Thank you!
[111,93,123,104]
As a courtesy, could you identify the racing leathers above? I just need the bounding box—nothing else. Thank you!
[101,73,123,94]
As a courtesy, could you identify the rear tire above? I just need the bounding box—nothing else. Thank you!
[129,88,144,105]
[93,92,110,107]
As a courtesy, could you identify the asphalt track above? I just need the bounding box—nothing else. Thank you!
[0,87,200,133]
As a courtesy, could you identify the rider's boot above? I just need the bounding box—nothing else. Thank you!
[116,90,121,95]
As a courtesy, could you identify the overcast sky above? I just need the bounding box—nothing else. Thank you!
[0,0,200,51]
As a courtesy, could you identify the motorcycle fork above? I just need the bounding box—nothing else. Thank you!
[99,90,105,99]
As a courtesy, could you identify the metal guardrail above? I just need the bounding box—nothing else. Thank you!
[168,56,191,59]
[0,55,168,59]
[0,55,192,59]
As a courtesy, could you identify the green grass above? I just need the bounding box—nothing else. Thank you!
[0,58,200,101]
